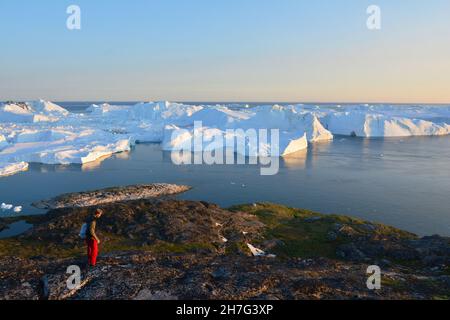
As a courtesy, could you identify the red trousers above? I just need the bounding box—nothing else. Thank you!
[86,238,98,266]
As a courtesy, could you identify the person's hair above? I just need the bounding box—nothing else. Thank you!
[94,209,103,216]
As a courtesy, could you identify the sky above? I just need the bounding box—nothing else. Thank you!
[0,0,449,103]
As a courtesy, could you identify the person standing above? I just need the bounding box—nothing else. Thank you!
[86,209,103,267]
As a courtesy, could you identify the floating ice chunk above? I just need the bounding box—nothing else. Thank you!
[1,203,13,210]
[13,206,22,213]
[0,162,29,177]
[280,133,308,156]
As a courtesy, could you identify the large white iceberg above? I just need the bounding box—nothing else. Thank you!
[323,111,450,137]
[161,124,308,157]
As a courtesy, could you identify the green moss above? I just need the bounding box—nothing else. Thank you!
[0,231,216,259]
[231,203,343,259]
[382,277,408,290]
[230,203,416,259]
[0,238,84,259]
[225,241,250,256]
[432,295,450,300]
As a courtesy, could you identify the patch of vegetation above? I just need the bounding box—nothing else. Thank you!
[432,295,450,300]
[382,277,408,291]
[230,203,345,259]
[230,203,416,259]
[0,238,84,259]
[225,241,251,256]
[0,231,216,259]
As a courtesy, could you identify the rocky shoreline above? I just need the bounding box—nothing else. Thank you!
[0,186,449,300]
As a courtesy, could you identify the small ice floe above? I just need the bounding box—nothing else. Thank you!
[241,184,246,188]
[230,182,236,185]
[13,206,23,213]
[1,203,13,210]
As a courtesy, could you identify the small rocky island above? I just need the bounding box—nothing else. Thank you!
[0,184,449,300]
[32,184,192,209]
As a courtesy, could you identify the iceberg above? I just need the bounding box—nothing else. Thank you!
[0,100,68,123]
[0,162,29,177]
[162,124,308,157]
[1,203,13,210]
[323,112,450,137]
[0,100,449,177]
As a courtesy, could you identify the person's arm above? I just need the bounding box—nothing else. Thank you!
[89,220,100,243]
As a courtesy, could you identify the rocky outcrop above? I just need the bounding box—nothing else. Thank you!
[0,198,449,300]
[32,184,192,209]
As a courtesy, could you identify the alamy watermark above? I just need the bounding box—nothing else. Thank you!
[66,5,81,30]
[169,121,281,176]
[66,265,81,290]
[65,5,380,31]
[366,265,382,290]
[367,5,381,30]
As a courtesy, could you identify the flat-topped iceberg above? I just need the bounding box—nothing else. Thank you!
[0,100,449,177]
[323,112,450,137]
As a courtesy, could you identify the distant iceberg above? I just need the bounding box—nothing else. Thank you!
[0,100,68,123]
[0,162,29,177]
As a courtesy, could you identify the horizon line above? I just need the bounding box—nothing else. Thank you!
[2,99,450,106]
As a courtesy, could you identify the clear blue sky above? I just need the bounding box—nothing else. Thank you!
[1,0,449,102]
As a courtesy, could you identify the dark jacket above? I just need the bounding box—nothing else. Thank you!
[86,216,100,242]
